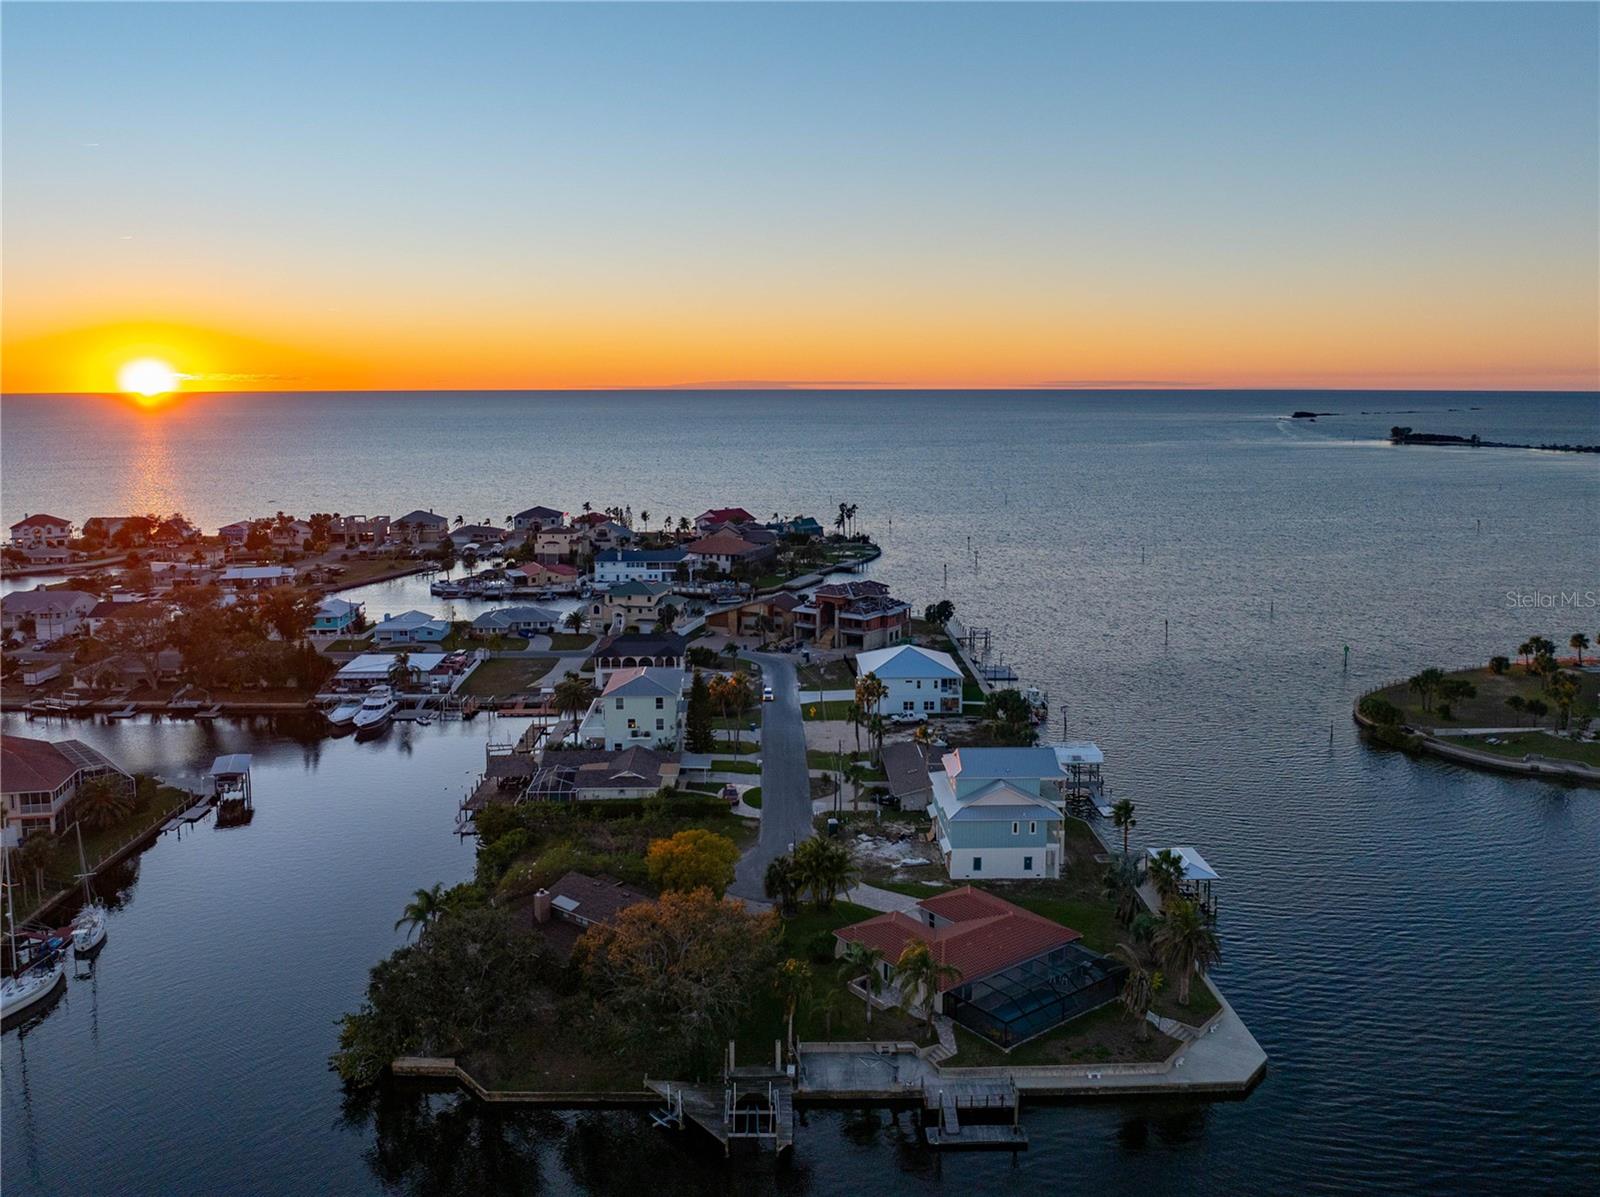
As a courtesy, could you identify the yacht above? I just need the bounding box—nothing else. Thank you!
[352,685,398,733]
[325,696,363,728]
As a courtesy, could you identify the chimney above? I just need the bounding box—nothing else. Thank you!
[532,889,552,924]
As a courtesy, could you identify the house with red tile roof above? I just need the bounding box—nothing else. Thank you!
[8,513,73,548]
[694,507,756,534]
[1,734,133,843]
[683,530,775,573]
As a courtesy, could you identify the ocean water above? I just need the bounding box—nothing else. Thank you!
[2,389,1599,1195]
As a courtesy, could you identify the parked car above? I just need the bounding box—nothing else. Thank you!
[721,783,740,806]
[762,685,774,702]
[888,711,921,724]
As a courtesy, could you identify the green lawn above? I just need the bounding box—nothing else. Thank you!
[742,787,762,809]
[944,1002,1177,1067]
[1456,731,1600,767]
[325,636,374,651]
[457,657,557,698]
[1369,664,1599,732]
[1152,978,1221,1026]
[797,659,856,690]
[711,758,761,774]
[802,699,856,721]
[712,736,758,755]
[545,632,595,651]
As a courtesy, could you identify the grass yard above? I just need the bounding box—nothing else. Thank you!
[457,657,557,698]
[324,636,374,651]
[711,758,761,774]
[712,736,758,755]
[545,632,595,651]
[742,787,762,808]
[465,1014,649,1093]
[945,1002,1177,1067]
[802,699,856,722]
[1369,665,1599,731]
[797,659,856,691]
[1456,731,1600,767]
[1152,979,1222,1027]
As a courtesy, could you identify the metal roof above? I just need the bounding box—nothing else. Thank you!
[856,644,961,680]
[210,754,253,777]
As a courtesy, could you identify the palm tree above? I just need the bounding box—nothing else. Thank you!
[1112,944,1160,1040]
[1153,898,1221,1006]
[13,833,57,904]
[763,854,802,916]
[1505,695,1527,726]
[838,940,886,1024]
[1549,672,1580,730]
[552,670,597,740]
[893,941,962,1038]
[1570,633,1589,666]
[1101,859,1142,926]
[1147,847,1186,907]
[387,651,415,691]
[563,609,584,635]
[394,883,447,941]
[72,776,136,832]
[854,672,888,757]
[1407,667,1446,713]
[814,985,847,1040]
[793,837,859,908]
[639,510,650,531]
[1111,798,1137,857]
[773,957,812,1055]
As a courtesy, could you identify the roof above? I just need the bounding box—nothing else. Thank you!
[1,735,126,795]
[880,742,934,798]
[89,600,165,620]
[2,589,98,614]
[602,666,684,699]
[856,644,961,680]
[395,509,448,526]
[338,652,448,675]
[220,565,295,580]
[10,513,71,530]
[684,531,765,557]
[514,506,563,520]
[375,609,445,631]
[515,561,579,577]
[595,631,688,659]
[1148,845,1221,882]
[811,580,892,601]
[1053,741,1104,767]
[472,605,558,628]
[545,872,649,925]
[316,597,359,617]
[595,548,686,564]
[606,580,673,598]
[210,754,253,777]
[944,747,1068,784]
[698,507,755,524]
[835,887,1080,991]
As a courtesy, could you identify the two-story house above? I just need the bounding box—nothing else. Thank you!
[9,513,74,549]
[391,509,449,544]
[311,597,365,637]
[511,506,565,532]
[855,644,963,716]
[2,734,133,843]
[791,580,910,651]
[930,747,1075,880]
[682,531,775,574]
[588,580,673,634]
[583,666,686,750]
[593,548,686,585]
[1,588,98,641]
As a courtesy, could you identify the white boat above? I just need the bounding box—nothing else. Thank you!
[325,698,363,727]
[430,580,466,597]
[1,955,66,1022]
[352,685,398,732]
[72,904,108,955]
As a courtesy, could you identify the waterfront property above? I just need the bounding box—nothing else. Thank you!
[931,747,1078,879]
[588,580,674,634]
[792,580,911,651]
[1,588,98,641]
[393,509,450,543]
[311,597,364,637]
[512,560,582,592]
[834,887,1122,1048]
[592,632,689,687]
[325,652,466,694]
[695,507,756,533]
[218,564,297,590]
[703,593,800,640]
[855,644,963,716]
[592,547,687,584]
[8,512,74,549]
[372,610,451,646]
[523,872,651,949]
[523,746,682,801]
[683,530,776,574]
[530,525,584,563]
[469,606,560,638]
[881,741,935,811]
[1,733,133,843]
[581,666,686,750]
[511,505,566,532]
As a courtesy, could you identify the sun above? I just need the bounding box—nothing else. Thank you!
[117,358,180,399]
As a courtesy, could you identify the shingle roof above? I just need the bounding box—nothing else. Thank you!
[1,735,124,795]
[395,509,448,526]
[2,589,97,615]
[545,872,649,925]
[595,632,688,658]
[944,747,1068,783]
[698,507,754,524]
[515,506,563,520]
[880,742,933,799]
[602,666,684,698]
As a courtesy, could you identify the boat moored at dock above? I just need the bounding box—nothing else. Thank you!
[352,686,398,733]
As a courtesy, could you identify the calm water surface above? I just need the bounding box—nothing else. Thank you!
[3,391,1598,1194]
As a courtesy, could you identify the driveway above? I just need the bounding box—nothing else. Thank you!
[729,652,815,901]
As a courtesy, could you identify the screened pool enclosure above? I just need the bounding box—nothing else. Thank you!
[943,944,1126,1048]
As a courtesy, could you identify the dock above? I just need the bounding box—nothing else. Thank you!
[647,1043,795,1156]
[919,1078,1026,1150]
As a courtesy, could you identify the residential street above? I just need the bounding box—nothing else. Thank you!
[729,651,815,901]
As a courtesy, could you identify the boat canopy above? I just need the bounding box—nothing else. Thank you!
[210,753,253,778]
[1148,845,1219,882]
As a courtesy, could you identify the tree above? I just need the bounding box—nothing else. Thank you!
[1147,848,1185,907]
[685,670,715,752]
[552,670,597,739]
[892,940,961,1038]
[388,652,416,691]
[1407,668,1447,713]
[1153,898,1221,1006]
[838,940,886,1025]
[1525,697,1549,726]
[1112,944,1160,1040]
[1505,695,1527,726]
[72,775,136,832]
[1358,695,1402,726]
[763,854,802,916]
[575,888,780,1073]
[854,672,888,758]
[656,602,679,633]
[1548,672,1580,730]
[773,957,812,1055]
[922,600,955,627]
[103,604,172,690]
[646,828,740,898]
[562,609,584,635]
[982,688,1037,745]
[1570,633,1589,666]
[258,587,319,642]
[395,883,448,941]
[1101,859,1142,927]
[1111,798,1137,857]
[792,837,859,908]
[1489,656,1510,675]
[13,832,58,901]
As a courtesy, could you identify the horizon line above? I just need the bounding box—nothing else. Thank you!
[4,385,1597,398]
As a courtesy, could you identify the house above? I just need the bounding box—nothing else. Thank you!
[531,525,584,564]
[930,747,1076,879]
[588,580,673,634]
[833,888,1121,1048]
[1,588,98,641]
[151,517,199,547]
[855,644,963,716]
[219,565,297,590]
[880,741,935,811]
[311,597,364,637]
[218,520,259,546]
[372,609,451,645]
[526,872,651,948]
[767,516,825,539]
[2,735,134,843]
[327,514,391,545]
[683,530,776,574]
[86,599,169,637]
[580,519,634,553]
[792,580,910,651]
[15,545,74,566]
[695,507,756,534]
[325,651,463,694]
[447,524,507,548]
[9,513,73,548]
[702,593,799,640]
[73,648,185,691]
[469,605,560,638]
[511,505,565,532]
[511,560,581,592]
[268,520,314,549]
[582,666,685,750]
[525,746,680,801]
[592,548,686,585]
[392,509,449,543]
[592,632,688,686]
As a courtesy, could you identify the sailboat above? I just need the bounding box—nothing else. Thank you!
[70,823,107,956]
[1,845,68,1024]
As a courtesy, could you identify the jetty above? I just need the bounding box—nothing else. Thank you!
[921,1078,1026,1151]
[646,1043,795,1156]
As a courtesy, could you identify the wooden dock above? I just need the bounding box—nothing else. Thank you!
[921,1078,1026,1151]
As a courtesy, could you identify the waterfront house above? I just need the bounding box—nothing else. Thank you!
[695,507,756,534]
[9,513,73,549]
[372,609,451,646]
[219,565,297,590]
[1,588,98,641]
[268,519,315,549]
[448,524,507,548]
[524,746,680,801]
[580,665,686,750]
[592,548,686,585]
[310,597,364,637]
[73,648,184,691]
[703,593,800,640]
[15,545,75,566]
[511,505,565,532]
[392,509,449,544]
[592,632,688,686]
[792,580,910,651]
[469,605,560,638]
[86,598,170,637]
[532,525,584,564]
[525,872,651,949]
[512,560,581,592]
[683,530,776,574]
[589,580,674,634]
[833,888,1121,1047]
[880,741,935,811]
[217,520,258,546]
[854,644,963,716]
[325,651,462,694]
[2,734,134,845]
[580,519,634,553]
[327,514,391,545]
[766,515,825,540]
[930,747,1077,879]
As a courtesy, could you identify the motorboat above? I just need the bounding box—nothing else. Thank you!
[72,904,108,955]
[430,580,466,597]
[325,697,363,727]
[352,685,398,732]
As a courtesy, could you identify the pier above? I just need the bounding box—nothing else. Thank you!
[646,1043,796,1156]
[921,1078,1027,1150]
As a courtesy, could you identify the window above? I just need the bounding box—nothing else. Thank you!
[915,680,922,689]
[655,696,664,709]
[614,697,624,710]
[1030,821,1037,834]
[1012,821,1019,835]
[903,701,915,712]
[972,856,982,872]
[655,718,665,730]
[924,701,934,711]
[1023,856,1033,872]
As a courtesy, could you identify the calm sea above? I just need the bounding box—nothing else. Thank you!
[3,390,1599,1195]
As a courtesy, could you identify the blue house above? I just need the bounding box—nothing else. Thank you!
[372,609,451,646]
[311,597,364,637]
[930,747,1072,880]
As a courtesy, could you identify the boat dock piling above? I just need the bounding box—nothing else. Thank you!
[920,1078,1028,1151]
[647,1042,796,1156]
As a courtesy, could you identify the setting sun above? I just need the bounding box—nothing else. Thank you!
[117,357,179,398]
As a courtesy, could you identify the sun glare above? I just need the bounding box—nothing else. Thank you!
[118,358,180,399]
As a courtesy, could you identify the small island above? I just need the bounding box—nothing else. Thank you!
[1389,426,1599,453]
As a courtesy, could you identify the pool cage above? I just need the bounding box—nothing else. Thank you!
[943,944,1127,1049]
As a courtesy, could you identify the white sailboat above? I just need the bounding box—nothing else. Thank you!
[352,685,398,732]
[71,823,107,956]
[2,847,67,1023]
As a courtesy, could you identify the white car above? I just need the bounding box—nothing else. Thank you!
[762,685,774,702]
[889,712,922,725]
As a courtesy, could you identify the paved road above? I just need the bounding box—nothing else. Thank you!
[730,652,815,901]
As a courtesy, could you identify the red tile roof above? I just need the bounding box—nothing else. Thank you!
[9,514,70,530]
[685,531,764,557]
[0,735,103,794]
[835,886,1080,991]
[699,507,754,525]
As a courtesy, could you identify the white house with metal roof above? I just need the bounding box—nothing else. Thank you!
[854,644,963,716]
[930,747,1075,879]
[581,666,686,750]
